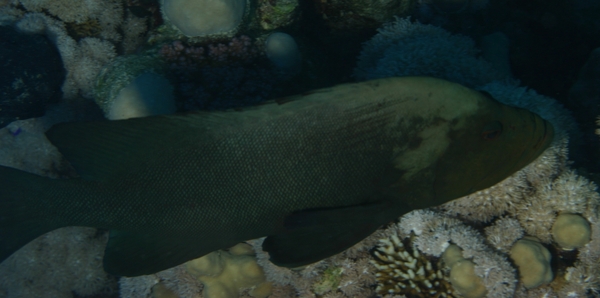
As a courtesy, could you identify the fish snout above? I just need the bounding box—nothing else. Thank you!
[512,112,554,171]
[533,115,554,152]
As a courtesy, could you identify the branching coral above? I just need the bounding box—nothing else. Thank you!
[354,17,509,87]
[371,234,454,297]
[14,13,117,99]
[484,217,524,253]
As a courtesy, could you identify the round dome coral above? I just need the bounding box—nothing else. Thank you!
[161,0,245,37]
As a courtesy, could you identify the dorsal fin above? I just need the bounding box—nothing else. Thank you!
[44,79,389,181]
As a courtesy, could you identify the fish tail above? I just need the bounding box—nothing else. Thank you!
[0,165,66,262]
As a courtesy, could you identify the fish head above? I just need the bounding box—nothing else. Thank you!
[432,91,554,202]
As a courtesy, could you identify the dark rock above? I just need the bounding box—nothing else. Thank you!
[0,26,64,128]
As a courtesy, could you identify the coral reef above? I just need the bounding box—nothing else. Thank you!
[15,13,117,99]
[159,36,260,70]
[256,0,300,30]
[418,0,488,14]
[119,244,272,298]
[158,36,288,111]
[4,0,151,100]
[251,236,379,298]
[0,26,64,128]
[312,0,416,32]
[185,243,272,298]
[354,17,510,87]
[344,17,598,298]
[442,245,486,298]
[17,0,124,40]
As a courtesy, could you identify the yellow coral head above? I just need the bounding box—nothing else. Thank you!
[433,90,554,201]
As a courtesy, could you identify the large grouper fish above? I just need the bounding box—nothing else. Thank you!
[0,77,553,276]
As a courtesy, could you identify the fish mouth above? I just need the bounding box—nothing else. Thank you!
[512,114,555,172]
[529,114,554,155]
[471,113,554,193]
[535,117,554,151]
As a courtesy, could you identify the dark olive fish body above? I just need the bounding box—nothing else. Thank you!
[0,77,553,276]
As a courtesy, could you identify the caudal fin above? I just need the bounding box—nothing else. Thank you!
[0,165,65,262]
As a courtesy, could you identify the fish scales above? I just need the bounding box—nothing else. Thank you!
[0,77,553,276]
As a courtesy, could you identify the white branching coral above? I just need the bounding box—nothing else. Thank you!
[546,170,600,216]
[14,13,117,99]
[441,172,526,222]
[4,0,150,100]
[484,217,524,253]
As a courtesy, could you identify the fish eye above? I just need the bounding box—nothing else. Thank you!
[481,121,503,140]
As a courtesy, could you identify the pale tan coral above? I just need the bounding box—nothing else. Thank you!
[442,245,486,298]
[509,237,553,289]
[185,243,272,298]
[551,213,591,250]
[556,219,600,296]
[151,282,178,298]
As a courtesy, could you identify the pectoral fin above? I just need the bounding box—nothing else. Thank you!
[263,201,401,268]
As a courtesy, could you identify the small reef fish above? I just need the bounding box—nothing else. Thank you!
[0,77,553,276]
